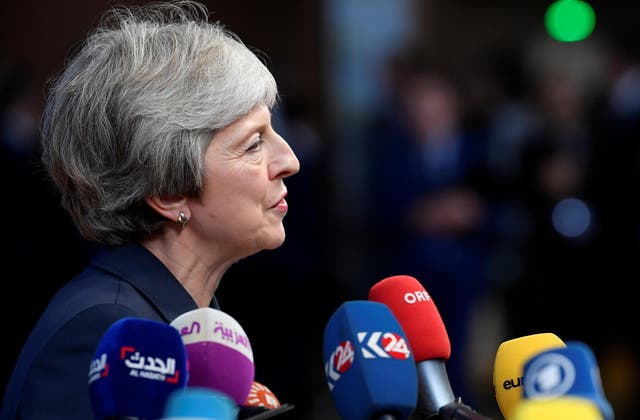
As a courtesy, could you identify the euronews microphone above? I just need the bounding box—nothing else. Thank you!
[492,333,566,420]
[521,340,614,420]
[170,307,254,405]
[368,275,492,420]
[323,300,418,419]
[88,317,188,420]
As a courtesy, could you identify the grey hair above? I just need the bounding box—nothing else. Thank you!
[40,0,278,245]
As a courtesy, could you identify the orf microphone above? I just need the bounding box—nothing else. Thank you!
[170,307,254,406]
[323,300,418,420]
[88,317,188,420]
[369,275,492,419]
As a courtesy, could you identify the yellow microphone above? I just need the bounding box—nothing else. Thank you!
[512,397,604,420]
[492,332,566,419]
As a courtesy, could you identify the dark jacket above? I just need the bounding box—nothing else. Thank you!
[0,242,215,420]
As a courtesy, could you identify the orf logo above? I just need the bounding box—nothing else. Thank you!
[523,353,576,398]
[324,340,354,391]
[403,290,431,304]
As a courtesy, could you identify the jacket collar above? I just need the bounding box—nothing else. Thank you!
[89,242,219,323]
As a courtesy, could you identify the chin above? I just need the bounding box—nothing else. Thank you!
[264,236,286,250]
[262,229,287,250]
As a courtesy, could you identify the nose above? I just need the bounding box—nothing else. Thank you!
[270,134,300,180]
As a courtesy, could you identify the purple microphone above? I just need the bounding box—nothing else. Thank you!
[170,307,254,405]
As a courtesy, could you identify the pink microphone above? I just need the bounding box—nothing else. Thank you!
[170,307,254,405]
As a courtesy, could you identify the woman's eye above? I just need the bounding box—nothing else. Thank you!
[246,136,264,152]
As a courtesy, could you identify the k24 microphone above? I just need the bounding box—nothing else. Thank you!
[170,307,254,406]
[492,332,566,420]
[323,300,418,420]
[521,340,614,420]
[369,275,493,419]
[88,317,188,420]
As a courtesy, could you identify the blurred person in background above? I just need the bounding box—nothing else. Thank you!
[0,1,300,419]
[366,49,495,405]
[499,36,609,346]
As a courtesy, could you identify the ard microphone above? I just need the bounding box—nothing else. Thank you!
[368,275,492,420]
[161,387,238,419]
[521,341,614,420]
[492,333,566,420]
[88,317,188,420]
[323,300,418,420]
[170,307,254,406]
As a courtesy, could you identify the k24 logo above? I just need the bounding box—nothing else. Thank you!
[358,331,411,359]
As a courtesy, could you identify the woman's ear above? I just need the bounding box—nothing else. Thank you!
[145,195,190,223]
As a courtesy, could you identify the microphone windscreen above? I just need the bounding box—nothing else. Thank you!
[170,307,254,405]
[245,381,281,409]
[323,300,418,420]
[522,341,613,420]
[88,317,188,420]
[512,397,603,420]
[162,387,238,419]
[493,333,565,420]
[368,274,450,362]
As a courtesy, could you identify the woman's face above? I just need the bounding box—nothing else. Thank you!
[188,104,300,258]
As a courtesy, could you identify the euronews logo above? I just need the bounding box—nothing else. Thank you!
[502,376,524,390]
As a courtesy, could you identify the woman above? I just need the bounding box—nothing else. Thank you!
[0,1,300,419]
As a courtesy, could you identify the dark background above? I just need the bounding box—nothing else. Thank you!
[2,1,639,419]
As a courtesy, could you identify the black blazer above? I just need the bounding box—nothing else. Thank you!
[0,242,217,420]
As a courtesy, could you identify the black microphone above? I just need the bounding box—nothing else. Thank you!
[369,275,493,420]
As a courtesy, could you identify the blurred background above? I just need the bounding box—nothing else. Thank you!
[1,0,638,419]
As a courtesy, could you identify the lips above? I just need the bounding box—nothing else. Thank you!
[271,192,288,211]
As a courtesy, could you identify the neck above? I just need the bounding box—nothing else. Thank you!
[139,231,233,307]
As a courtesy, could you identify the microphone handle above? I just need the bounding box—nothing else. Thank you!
[415,359,456,418]
[439,401,494,420]
[372,414,399,420]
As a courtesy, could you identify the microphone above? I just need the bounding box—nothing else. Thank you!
[170,307,254,406]
[368,274,492,419]
[512,397,604,420]
[88,317,188,420]
[492,333,566,420]
[521,340,614,420]
[241,381,295,419]
[161,387,238,419]
[245,381,281,409]
[322,300,418,420]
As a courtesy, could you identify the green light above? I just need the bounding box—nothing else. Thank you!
[545,0,596,42]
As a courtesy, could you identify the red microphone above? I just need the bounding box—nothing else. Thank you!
[369,274,492,419]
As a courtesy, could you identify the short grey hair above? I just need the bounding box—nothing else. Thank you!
[40,0,278,245]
